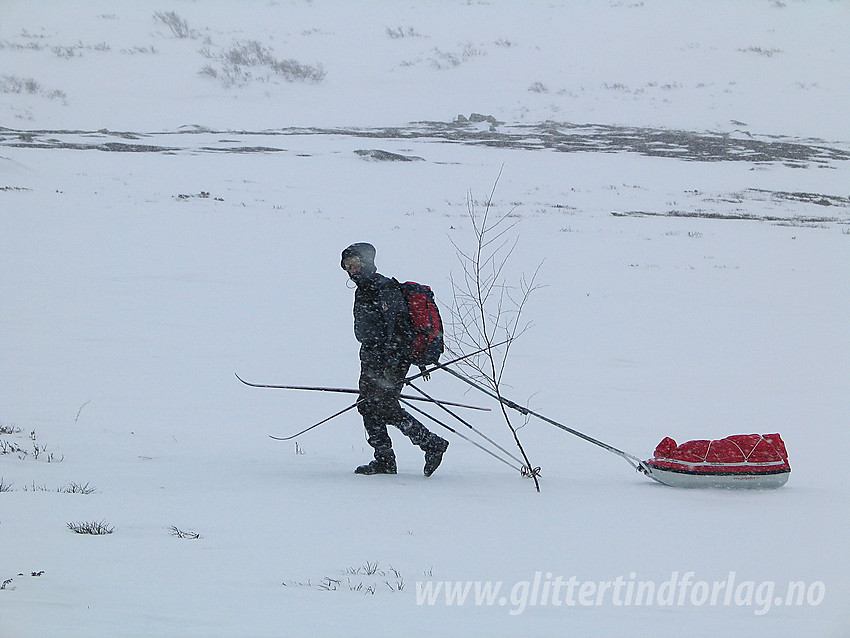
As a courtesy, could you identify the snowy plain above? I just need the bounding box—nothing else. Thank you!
[1,1,849,636]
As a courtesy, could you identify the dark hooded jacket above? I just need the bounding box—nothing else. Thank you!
[342,243,414,369]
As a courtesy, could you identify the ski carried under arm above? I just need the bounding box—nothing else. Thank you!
[235,374,489,412]
[256,339,510,441]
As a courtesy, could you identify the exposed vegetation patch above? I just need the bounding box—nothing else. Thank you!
[3,121,849,171]
[386,26,425,39]
[0,427,63,463]
[611,209,844,227]
[747,188,850,208]
[0,75,66,102]
[738,46,783,57]
[170,525,201,539]
[175,190,223,201]
[199,40,326,88]
[67,520,114,535]
[154,11,198,39]
[429,42,484,69]
[283,562,406,595]
[20,482,97,494]
[354,149,424,162]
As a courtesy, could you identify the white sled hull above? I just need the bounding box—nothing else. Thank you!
[644,465,790,489]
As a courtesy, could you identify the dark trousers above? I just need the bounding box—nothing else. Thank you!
[357,360,441,461]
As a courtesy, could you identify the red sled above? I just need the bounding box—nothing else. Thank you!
[643,433,790,489]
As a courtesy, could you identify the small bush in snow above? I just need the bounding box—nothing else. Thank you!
[52,45,78,58]
[0,428,64,463]
[0,439,24,455]
[385,26,424,39]
[170,525,201,539]
[447,172,543,491]
[19,481,95,493]
[346,561,380,576]
[199,40,325,87]
[154,11,195,39]
[285,562,405,595]
[0,75,66,101]
[738,46,783,57]
[67,520,114,535]
[121,45,158,55]
[51,42,110,58]
[63,482,97,494]
[0,38,45,52]
[429,43,483,69]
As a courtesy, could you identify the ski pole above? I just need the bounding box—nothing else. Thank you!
[399,399,524,473]
[403,338,512,384]
[406,381,526,467]
[269,401,362,441]
[441,364,646,471]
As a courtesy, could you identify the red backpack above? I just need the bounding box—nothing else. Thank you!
[396,280,444,368]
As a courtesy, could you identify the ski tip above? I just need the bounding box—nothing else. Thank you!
[235,373,255,386]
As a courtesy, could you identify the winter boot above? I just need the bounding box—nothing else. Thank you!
[423,438,449,477]
[355,452,397,475]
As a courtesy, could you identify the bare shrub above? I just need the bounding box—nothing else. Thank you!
[21,482,94,493]
[0,39,46,51]
[1,75,40,94]
[154,11,195,39]
[0,427,64,462]
[199,39,325,87]
[67,520,114,535]
[385,26,424,39]
[1,75,67,102]
[271,57,326,83]
[50,42,110,58]
[199,64,217,79]
[448,170,543,491]
[287,562,405,595]
[738,46,783,57]
[429,43,483,69]
[170,525,201,539]
[63,482,97,494]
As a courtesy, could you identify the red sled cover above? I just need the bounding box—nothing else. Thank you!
[648,433,790,475]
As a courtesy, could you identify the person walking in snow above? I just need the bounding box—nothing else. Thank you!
[340,242,449,476]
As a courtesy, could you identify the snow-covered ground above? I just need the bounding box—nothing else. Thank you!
[2,1,849,636]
